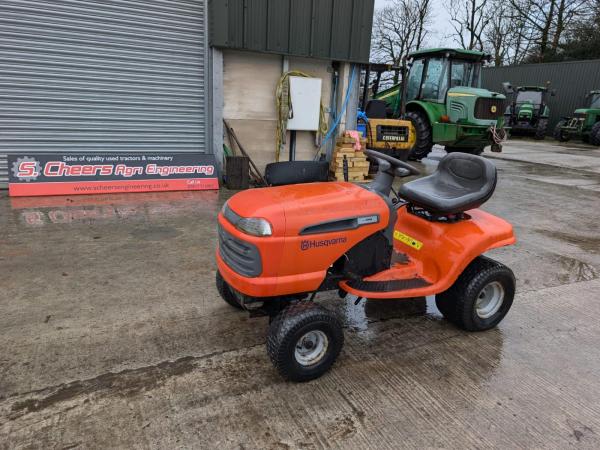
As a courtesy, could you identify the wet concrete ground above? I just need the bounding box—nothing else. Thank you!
[1,141,600,449]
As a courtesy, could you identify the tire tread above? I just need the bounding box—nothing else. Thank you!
[436,256,515,331]
[267,302,343,382]
[407,110,433,160]
[590,121,600,146]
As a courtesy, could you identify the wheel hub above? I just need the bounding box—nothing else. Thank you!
[475,281,505,319]
[295,330,328,366]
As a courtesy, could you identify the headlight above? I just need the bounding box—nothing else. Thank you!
[237,217,272,236]
[222,202,272,236]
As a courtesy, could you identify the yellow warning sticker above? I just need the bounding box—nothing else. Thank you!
[394,230,423,250]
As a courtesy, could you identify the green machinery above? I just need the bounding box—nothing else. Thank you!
[503,84,555,140]
[554,91,600,146]
[374,48,507,160]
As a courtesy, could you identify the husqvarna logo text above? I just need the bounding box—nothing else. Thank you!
[301,237,347,250]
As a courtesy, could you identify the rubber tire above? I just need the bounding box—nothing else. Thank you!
[435,256,515,331]
[216,271,243,309]
[553,120,569,142]
[264,161,329,186]
[267,302,344,382]
[534,119,548,140]
[590,122,600,146]
[445,146,484,156]
[406,110,433,160]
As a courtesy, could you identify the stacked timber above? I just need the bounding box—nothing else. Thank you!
[330,136,370,182]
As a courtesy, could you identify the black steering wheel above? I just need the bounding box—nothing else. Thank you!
[364,149,421,176]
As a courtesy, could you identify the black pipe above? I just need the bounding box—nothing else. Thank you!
[361,65,371,110]
[289,130,296,161]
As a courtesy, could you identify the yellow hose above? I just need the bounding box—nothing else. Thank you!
[275,71,328,162]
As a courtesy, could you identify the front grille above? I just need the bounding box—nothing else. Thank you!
[376,125,409,142]
[568,117,585,128]
[574,112,587,119]
[218,223,262,277]
[474,98,505,120]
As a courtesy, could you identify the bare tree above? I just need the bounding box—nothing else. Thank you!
[484,0,534,65]
[370,0,433,85]
[447,0,491,50]
[508,0,591,61]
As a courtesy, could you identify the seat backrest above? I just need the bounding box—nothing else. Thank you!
[438,153,497,193]
[365,100,387,119]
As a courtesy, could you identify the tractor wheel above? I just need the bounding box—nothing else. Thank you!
[435,256,515,331]
[406,110,433,160]
[590,122,600,146]
[445,146,484,156]
[534,119,548,140]
[267,302,344,382]
[216,271,243,309]
[553,120,570,142]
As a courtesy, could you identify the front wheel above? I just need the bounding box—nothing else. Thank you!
[590,122,600,146]
[534,119,548,140]
[435,256,515,331]
[216,271,243,309]
[406,110,433,160]
[267,302,344,382]
[553,120,569,142]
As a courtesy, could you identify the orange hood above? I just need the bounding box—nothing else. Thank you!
[225,182,390,237]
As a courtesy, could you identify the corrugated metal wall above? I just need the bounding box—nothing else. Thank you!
[482,59,600,130]
[0,0,209,187]
[209,0,374,63]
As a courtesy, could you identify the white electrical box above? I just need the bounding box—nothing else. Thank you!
[287,76,322,131]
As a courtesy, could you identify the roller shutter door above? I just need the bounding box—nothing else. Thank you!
[0,0,208,188]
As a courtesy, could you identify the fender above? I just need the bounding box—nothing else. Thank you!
[406,100,445,125]
[340,207,516,299]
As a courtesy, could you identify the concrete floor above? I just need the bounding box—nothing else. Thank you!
[1,140,600,449]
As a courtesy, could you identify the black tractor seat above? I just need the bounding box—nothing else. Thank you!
[398,153,497,215]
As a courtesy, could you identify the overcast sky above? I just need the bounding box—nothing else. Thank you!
[373,0,454,47]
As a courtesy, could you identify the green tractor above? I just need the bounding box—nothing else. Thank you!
[503,84,555,140]
[374,48,507,160]
[554,91,600,145]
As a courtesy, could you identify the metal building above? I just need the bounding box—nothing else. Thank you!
[0,0,209,187]
[209,0,374,63]
[482,59,600,131]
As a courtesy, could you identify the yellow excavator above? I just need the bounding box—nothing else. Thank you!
[359,63,416,160]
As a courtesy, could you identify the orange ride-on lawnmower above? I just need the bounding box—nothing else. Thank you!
[216,151,516,381]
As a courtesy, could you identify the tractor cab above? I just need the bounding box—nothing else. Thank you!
[515,87,544,106]
[503,85,555,139]
[405,48,486,103]
[585,91,600,109]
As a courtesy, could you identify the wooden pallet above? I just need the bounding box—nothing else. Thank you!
[330,137,370,181]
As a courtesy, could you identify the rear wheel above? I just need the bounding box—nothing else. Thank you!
[435,256,515,331]
[553,120,569,142]
[534,119,548,140]
[590,122,600,146]
[406,110,433,160]
[267,302,344,381]
[216,271,243,309]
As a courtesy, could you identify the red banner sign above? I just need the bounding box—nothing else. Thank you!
[8,153,219,197]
